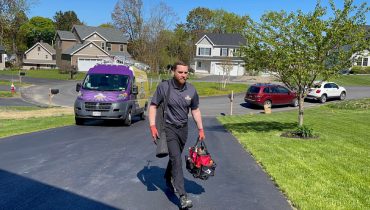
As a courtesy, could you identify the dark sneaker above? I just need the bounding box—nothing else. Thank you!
[180,194,193,209]
[166,177,177,193]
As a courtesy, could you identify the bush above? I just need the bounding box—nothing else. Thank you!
[58,65,79,74]
[294,125,314,137]
[350,66,370,74]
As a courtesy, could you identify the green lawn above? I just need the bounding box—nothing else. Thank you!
[0,69,86,80]
[331,75,370,86]
[217,99,370,210]
[0,91,20,98]
[148,82,249,97]
[0,80,33,86]
[0,106,51,111]
[0,114,75,139]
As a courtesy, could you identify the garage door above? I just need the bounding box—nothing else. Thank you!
[215,64,239,76]
[78,58,103,72]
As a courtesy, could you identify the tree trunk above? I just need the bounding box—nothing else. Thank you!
[13,33,18,66]
[298,95,304,126]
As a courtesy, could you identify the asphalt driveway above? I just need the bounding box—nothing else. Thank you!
[0,118,292,210]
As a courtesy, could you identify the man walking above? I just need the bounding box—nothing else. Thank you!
[149,60,205,209]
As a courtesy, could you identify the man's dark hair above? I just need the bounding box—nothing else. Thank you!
[173,60,188,71]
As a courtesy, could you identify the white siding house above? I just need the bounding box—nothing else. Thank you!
[194,33,247,76]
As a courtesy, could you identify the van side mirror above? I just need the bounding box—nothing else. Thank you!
[76,83,81,92]
[132,85,138,95]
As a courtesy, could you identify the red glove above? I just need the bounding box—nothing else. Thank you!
[150,125,159,143]
[199,129,205,141]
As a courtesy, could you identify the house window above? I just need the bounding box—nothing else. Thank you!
[221,48,228,56]
[363,58,368,66]
[120,44,124,52]
[101,42,105,50]
[58,41,62,49]
[357,57,362,66]
[197,62,201,68]
[198,48,211,56]
[0,53,2,63]
[52,55,56,60]
[107,43,111,51]
[38,47,41,51]
[45,55,48,59]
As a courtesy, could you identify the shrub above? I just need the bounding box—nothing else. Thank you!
[58,65,79,74]
[294,125,314,138]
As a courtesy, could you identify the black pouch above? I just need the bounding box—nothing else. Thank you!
[185,155,195,173]
[199,164,216,180]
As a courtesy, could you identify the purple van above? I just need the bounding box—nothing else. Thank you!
[74,64,148,126]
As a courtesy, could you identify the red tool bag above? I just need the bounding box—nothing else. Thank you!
[185,139,216,180]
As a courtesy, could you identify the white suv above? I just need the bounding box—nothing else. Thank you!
[306,82,346,103]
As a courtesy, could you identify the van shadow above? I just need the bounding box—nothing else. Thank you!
[83,116,141,127]
[223,121,297,133]
[0,169,117,209]
[137,163,205,209]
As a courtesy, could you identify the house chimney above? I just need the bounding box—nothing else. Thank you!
[40,40,43,43]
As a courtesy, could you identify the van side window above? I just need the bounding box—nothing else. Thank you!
[263,88,269,93]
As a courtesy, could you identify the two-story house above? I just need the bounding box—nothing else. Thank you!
[194,33,247,76]
[23,41,56,69]
[55,25,130,71]
[0,45,5,70]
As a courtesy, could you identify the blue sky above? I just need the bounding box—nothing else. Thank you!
[28,0,369,27]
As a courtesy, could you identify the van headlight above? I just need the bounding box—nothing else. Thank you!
[117,93,127,100]
[77,91,84,99]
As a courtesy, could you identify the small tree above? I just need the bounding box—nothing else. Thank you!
[219,56,233,89]
[240,0,370,126]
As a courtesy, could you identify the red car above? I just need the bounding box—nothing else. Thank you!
[244,83,298,107]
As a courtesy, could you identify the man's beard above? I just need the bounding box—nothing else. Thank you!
[175,75,186,84]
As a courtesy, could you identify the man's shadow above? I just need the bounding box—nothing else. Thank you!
[137,162,205,209]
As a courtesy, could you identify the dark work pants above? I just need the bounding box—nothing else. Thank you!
[164,123,188,196]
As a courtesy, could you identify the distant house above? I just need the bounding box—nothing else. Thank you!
[54,25,130,71]
[23,41,56,69]
[0,45,5,70]
[194,33,247,76]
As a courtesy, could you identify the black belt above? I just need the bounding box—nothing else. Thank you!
[166,122,188,129]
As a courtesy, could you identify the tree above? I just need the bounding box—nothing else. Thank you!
[111,0,145,60]
[53,10,85,31]
[212,9,248,34]
[240,0,370,126]
[219,56,233,89]
[98,23,115,28]
[1,0,38,65]
[23,16,55,47]
[186,7,213,35]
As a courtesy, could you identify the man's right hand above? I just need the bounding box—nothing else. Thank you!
[150,125,159,143]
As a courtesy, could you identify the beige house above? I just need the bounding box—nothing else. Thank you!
[55,25,130,71]
[0,45,5,70]
[23,41,56,70]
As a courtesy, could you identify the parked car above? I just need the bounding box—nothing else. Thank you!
[244,83,298,107]
[305,82,346,103]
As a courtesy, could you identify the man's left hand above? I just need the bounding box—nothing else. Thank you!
[199,129,205,141]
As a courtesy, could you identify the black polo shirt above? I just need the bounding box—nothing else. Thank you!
[151,78,199,125]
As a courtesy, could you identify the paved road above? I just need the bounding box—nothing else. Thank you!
[1,75,368,116]
[0,118,291,210]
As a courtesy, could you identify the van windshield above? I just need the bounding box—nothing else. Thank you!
[82,74,129,91]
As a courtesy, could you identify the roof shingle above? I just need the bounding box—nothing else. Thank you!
[197,33,247,46]
[72,25,128,43]
[56,30,76,40]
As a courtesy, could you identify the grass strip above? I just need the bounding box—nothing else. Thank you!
[0,69,86,80]
[148,82,249,97]
[0,106,50,111]
[326,75,370,86]
[0,114,75,139]
[0,91,20,98]
[217,100,370,210]
[0,80,33,86]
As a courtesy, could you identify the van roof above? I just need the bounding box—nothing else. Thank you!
[87,64,133,75]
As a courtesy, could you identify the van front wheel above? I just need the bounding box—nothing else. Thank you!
[124,108,132,126]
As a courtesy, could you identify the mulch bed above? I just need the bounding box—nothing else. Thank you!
[280,131,319,140]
